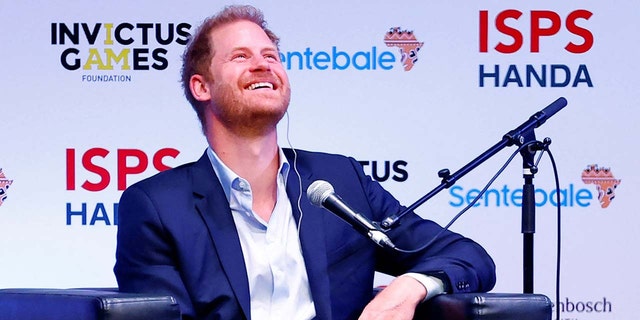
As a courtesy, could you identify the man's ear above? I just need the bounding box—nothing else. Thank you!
[190,74,211,102]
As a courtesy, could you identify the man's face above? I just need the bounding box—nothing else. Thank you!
[204,20,291,135]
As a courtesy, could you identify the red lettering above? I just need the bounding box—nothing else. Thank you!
[479,10,489,52]
[66,148,75,190]
[117,149,148,191]
[81,148,110,192]
[68,147,180,191]
[153,148,180,171]
[481,9,593,54]
[494,9,523,54]
[565,9,593,54]
[531,10,561,52]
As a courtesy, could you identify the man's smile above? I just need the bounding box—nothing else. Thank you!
[246,81,275,90]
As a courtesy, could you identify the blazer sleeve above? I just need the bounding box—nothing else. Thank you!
[348,156,497,293]
[113,184,197,318]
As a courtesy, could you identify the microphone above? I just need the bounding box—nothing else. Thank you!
[307,180,396,249]
[505,97,567,146]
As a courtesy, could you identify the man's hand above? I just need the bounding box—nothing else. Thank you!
[358,275,427,320]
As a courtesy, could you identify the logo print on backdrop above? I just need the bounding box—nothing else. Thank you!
[50,22,192,82]
[383,27,424,71]
[477,9,594,88]
[581,164,621,208]
[0,168,14,207]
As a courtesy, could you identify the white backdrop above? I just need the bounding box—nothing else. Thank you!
[2,1,638,319]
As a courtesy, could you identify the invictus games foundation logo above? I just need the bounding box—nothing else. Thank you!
[581,164,621,208]
[50,22,192,82]
[383,27,424,71]
[0,168,13,207]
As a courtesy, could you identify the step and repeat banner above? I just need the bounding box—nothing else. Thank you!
[1,1,638,319]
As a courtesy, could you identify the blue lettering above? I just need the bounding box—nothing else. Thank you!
[500,185,510,206]
[535,188,548,206]
[282,51,302,70]
[551,64,571,87]
[467,188,481,207]
[332,47,350,70]
[449,185,465,206]
[303,48,313,69]
[484,188,501,206]
[313,51,330,70]
[280,46,396,71]
[114,202,119,225]
[379,51,395,70]
[449,184,593,208]
[479,64,499,87]
[90,203,111,225]
[503,65,523,87]
[66,202,87,225]
[549,189,562,207]
[526,64,546,86]
[66,202,119,226]
[511,188,523,206]
[576,189,593,207]
[479,64,593,88]
[573,64,593,87]
[353,50,371,70]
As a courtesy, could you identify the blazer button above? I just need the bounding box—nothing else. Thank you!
[456,281,470,291]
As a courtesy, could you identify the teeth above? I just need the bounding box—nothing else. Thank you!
[248,82,274,90]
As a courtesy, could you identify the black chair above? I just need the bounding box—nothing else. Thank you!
[0,288,551,320]
[0,288,180,320]
[418,292,552,320]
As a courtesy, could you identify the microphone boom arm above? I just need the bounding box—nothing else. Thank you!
[380,97,567,230]
[380,130,510,229]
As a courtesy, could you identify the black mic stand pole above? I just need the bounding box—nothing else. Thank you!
[380,97,567,294]
[516,129,538,294]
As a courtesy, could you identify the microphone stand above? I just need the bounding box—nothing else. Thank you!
[380,97,567,294]
[519,129,542,294]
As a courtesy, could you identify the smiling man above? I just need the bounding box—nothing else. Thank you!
[114,5,496,320]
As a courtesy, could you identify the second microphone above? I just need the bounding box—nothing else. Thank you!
[307,180,396,249]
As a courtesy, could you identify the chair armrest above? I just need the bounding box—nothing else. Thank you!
[0,288,181,320]
[415,292,552,320]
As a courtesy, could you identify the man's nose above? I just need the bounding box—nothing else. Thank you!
[250,55,271,71]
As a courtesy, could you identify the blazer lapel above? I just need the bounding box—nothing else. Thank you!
[285,149,333,319]
[190,152,251,319]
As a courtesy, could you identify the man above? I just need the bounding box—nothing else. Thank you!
[114,5,496,320]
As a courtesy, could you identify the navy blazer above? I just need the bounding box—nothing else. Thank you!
[114,149,496,320]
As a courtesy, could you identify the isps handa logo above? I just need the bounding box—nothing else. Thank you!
[581,164,621,208]
[479,9,594,88]
[51,22,192,82]
[0,168,13,207]
[279,26,423,72]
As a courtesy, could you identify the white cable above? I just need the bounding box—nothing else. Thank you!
[284,111,304,235]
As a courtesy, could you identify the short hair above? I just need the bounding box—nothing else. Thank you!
[180,5,280,131]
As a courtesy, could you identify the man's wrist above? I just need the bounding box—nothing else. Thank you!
[402,273,445,302]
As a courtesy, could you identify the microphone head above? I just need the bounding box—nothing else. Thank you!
[541,96,567,119]
[307,180,334,207]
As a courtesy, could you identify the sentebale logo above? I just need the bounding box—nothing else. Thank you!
[383,27,424,71]
[278,26,423,71]
[581,164,621,208]
[0,168,13,207]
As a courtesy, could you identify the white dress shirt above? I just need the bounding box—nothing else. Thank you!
[207,148,316,320]
[207,147,444,318]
